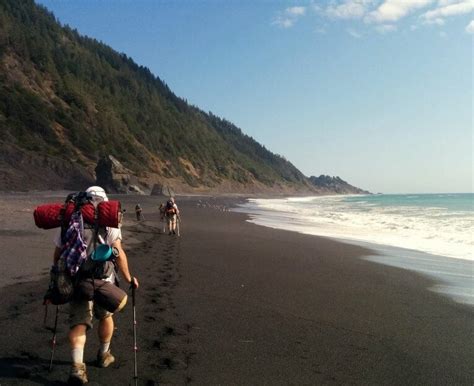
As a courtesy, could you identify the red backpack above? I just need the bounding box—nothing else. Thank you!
[165,200,176,215]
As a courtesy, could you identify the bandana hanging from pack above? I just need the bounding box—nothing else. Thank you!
[61,210,88,276]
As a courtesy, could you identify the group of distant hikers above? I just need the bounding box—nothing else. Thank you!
[135,196,180,235]
[34,186,181,384]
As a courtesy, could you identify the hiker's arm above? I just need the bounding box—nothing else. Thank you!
[53,246,61,265]
[112,239,139,289]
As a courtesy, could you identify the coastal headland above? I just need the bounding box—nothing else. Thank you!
[0,193,472,385]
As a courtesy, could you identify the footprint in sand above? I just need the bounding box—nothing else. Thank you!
[159,357,188,370]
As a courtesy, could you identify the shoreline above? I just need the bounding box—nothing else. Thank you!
[241,215,474,307]
[236,193,473,261]
[0,194,472,384]
[235,194,474,306]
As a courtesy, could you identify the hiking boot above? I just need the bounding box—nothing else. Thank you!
[172,230,176,235]
[97,349,115,368]
[68,363,88,385]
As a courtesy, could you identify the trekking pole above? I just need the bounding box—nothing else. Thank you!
[43,303,48,325]
[131,279,138,386]
[49,305,59,372]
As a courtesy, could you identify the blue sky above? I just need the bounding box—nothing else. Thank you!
[37,0,473,193]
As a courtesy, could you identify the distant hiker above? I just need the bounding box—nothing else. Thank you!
[50,186,139,385]
[165,197,180,235]
[159,203,166,233]
[135,204,143,221]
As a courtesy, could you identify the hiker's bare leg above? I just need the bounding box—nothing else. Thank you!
[97,315,116,367]
[69,324,87,348]
[68,324,88,382]
[98,315,114,344]
[69,324,87,364]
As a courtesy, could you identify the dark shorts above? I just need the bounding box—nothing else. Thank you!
[69,299,112,330]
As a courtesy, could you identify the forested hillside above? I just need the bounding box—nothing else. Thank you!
[0,0,366,195]
[308,175,370,194]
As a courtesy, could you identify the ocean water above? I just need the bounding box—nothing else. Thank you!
[235,193,473,305]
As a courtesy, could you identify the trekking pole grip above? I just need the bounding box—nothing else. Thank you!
[129,276,137,290]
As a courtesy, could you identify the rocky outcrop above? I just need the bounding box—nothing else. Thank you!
[150,183,175,197]
[95,155,145,194]
[308,175,370,194]
[0,142,94,191]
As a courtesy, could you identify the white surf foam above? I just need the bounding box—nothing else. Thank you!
[239,196,473,261]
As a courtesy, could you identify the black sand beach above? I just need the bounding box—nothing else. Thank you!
[0,194,472,385]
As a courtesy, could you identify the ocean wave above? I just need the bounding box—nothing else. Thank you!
[236,194,474,261]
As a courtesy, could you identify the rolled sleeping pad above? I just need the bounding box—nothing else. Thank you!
[64,202,95,224]
[75,278,128,313]
[34,201,122,229]
[98,200,121,228]
[33,203,64,229]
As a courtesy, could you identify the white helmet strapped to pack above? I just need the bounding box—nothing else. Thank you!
[85,186,109,203]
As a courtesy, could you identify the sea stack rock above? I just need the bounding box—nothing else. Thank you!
[95,155,144,194]
[151,183,175,197]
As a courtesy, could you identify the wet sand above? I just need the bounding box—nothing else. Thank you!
[0,193,472,385]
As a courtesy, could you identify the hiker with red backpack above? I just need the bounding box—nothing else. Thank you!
[42,186,139,385]
[165,197,180,235]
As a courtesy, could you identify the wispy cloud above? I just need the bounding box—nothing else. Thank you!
[287,6,306,16]
[274,1,473,34]
[438,0,462,5]
[438,0,461,5]
[423,17,446,25]
[421,0,474,23]
[325,0,375,20]
[314,26,327,35]
[466,19,474,33]
[375,24,398,33]
[273,6,307,28]
[366,0,434,23]
[347,28,363,38]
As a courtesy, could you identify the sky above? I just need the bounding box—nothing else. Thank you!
[37,0,473,194]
